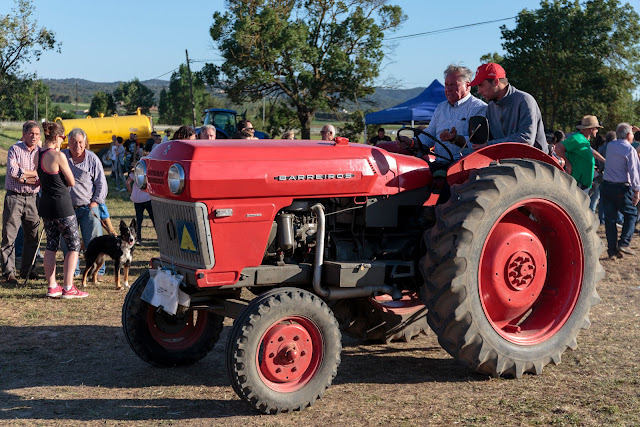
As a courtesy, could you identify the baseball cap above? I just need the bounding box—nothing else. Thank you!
[469,63,507,86]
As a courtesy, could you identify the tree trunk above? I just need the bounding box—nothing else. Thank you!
[298,109,314,140]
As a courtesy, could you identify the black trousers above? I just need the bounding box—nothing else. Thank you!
[134,201,155,240]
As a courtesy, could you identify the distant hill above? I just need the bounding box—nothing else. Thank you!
[43,78,170,104]
[355,87,426,112]
[42,78,427,113]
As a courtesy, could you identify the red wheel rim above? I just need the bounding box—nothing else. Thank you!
[479,199,583,345]
[146,307,208,350]
[370,291,425,315]
[257,316,323,392]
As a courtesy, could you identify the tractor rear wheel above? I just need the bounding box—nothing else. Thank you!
[226,288,341,414]
[122,270,224,367]
[421,159,603,378]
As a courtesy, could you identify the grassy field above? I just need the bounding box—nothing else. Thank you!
[51,102,91,116]
[0,123,638,425]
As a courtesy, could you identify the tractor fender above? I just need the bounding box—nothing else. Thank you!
[447,143,563,186]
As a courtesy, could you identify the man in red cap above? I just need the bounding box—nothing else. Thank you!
[469,63,548,153]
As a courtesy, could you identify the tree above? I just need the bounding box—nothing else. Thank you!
[88,91,116,117]
[339,110,365,143]
[48,104,74,121]
[487,0,640,131]
[260,100,299,138]
[158,64,219,125]
[0,0,59,120]
[204,0,406,139]
[0,0,59,81]
[113,79,154,115]
[0,76,50,122]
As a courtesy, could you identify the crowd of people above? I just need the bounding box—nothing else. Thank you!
[389,62,640,262]
[3,61,639,297]
[544,117,640,260]
[2,120,157,299]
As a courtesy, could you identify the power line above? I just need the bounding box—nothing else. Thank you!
[143,58,223,81]
[143,17,516,81]
[385,17,516,42]
[146,66,181,81]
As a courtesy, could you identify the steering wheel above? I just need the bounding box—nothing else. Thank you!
[398,128,455,164]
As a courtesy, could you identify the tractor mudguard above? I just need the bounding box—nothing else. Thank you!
[447,143,562,186]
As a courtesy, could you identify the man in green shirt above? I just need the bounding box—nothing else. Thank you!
[555,115,602,191]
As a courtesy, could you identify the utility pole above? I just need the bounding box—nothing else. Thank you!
[185,49,197,128]
[75,82,79,118]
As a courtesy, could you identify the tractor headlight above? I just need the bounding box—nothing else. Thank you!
[168,163,185,195]
[134,161,147,190]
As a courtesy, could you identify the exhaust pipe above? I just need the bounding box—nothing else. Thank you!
[310,203,401,301]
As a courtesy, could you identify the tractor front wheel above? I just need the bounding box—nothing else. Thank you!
[226,288,341,414]
[122,270,224,367]
[421,159,603,378]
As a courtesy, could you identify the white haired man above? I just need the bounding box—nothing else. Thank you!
[321,124,336,141]
[397,64,487,164]
[600,123,640,259]
[199,124,216,140]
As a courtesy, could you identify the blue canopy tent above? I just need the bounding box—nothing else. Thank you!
[365,79,446,132]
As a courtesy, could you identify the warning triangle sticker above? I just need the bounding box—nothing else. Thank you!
[180,224,197,252]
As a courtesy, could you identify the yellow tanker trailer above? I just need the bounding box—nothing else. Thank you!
[55,109,152,159]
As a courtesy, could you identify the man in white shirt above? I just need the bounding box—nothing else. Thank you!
[398,64,487,164]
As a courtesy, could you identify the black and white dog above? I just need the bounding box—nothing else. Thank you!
[82,219,136,290]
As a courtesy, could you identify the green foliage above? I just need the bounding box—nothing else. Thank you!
[204,0,406,139]
[48,104,75,120]
[88,91,116,117]
[0,0,59,121]
[0,76,50,121]
[339,110,365,143]
[261,99,299,138]
[0,0,59,79]
[158,64,219,126]
[487,0,640,131]
[113,79,154,115]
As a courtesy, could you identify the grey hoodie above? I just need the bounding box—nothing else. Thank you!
[486,84,548,153]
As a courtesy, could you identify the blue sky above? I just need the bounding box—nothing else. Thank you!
[17,0,640,89]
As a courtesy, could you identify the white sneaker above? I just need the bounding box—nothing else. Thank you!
[119,188,127,192]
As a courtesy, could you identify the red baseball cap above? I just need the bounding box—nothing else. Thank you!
[469,63,507,86]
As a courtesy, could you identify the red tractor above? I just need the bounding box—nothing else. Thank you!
[122,129,603,414]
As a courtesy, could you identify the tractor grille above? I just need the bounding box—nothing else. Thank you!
[147,169,164,185]
[151,197,214,269]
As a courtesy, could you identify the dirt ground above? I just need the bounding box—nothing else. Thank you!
[0,222,639,426]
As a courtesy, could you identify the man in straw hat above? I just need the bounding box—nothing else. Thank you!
[554,115,602,192]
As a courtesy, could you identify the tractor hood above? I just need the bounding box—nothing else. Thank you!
[142,139,432,200]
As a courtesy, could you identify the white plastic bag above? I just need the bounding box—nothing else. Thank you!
[141,268,191,315]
